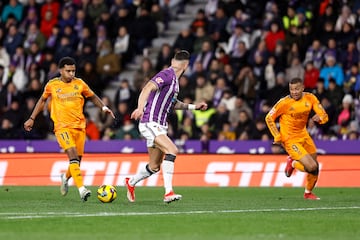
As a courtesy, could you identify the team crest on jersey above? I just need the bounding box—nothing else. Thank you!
[74,85,79,90]
[155,77,164,84]
[305,102,309,108]
[56,88,61,93]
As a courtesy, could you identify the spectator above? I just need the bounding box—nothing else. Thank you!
[233,66,257,104]
[192,40,214,72]
[338,41,359,75]
[132,57,156,94]
[190,8,208,34]
[94,95,114,138]
[285,57,305,83]
[84,112,100,140]
[2,61,27,91]
[264,21,285,53]
[86,0,108,26]
[96,39,121,88]
[178,75,195,101]
[208,102,230,136]
[234,110,255,140]
[192,26,213,56]
[113,26,135,68]
[194,74,214,103]
[173,27,195,54]
[18,6,38,34]
[207,7,229,44]
[324,38,339,62]
[114,78,137,111]
[228,94,253,127]
[45,24,61,50]
[303,61,320,90]
[334,5,355,32]
[58,6,75,34]
[24,42,43,73]
[77,60,102,96]
[3,24,23,57]
[319,55,345,89]
[1,0,23,23]
[155,43,173,71]
[217,121,236,141]
[344,64,360,95]
[40,0,60,20]
[54,36,74,62]
[336,21,357,51]
[326,78,344,110]
[303,39,326,69]
[131,7,158,55]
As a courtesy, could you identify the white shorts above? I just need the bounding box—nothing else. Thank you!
[138,122,168,147]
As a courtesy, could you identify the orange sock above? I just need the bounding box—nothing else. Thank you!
[306,173,318,192]
[69,162,84,188]
[293,160,305,172]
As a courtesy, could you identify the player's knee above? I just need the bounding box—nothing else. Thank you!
[306,163,318,174]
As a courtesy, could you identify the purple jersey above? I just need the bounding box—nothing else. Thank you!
[141,67,179,126]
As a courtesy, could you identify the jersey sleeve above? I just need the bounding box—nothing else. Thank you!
[265,99,285,142]
[42,82,51,99]
[80,79,95,98]
[310,94,329,124]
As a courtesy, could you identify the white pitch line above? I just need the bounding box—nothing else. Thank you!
[1,206,360,220]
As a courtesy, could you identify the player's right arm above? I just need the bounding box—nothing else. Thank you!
[23,95,47,131]
[131,81,158,120]
[265,99,285,144]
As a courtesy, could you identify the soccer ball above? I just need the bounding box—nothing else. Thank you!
[97,185,117,203]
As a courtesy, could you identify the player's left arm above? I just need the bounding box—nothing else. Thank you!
[88,94,115,119]
[311,95,328,124]
[174,99,208,111]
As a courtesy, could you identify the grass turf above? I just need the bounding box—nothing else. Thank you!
[0,186,359,240]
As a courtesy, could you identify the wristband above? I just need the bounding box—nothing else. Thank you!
[188,104,196,110]
[102,106,109,112]
[30,117,35,120]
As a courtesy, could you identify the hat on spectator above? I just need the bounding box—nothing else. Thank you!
[342,94,353,104]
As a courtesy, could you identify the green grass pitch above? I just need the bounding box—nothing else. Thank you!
[0,186,359,240]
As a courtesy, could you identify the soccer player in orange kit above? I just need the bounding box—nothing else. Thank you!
[24,57,115,201]
[265,77,328,200]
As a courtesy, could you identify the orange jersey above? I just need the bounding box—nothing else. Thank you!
[265,92,328,143]
[42,77,94,131]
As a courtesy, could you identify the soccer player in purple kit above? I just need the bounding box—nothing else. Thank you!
[125,50,208,203]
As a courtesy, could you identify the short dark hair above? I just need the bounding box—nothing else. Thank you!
[58,57,76,68]
[174,50,190,61]
[289,77,303,84]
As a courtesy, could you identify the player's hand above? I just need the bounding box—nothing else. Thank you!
[103,107,115,119]
[312,114,321,122]
[24,119,34,131]
[131,108,143,120]
[196,102,208,111]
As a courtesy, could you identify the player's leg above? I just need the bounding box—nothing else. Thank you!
[56,128,90,201]
[125,147,162,202]
[284,142,306,177]
[73,129,91,201]
[154,134,182,203]
[124,122,162,202]
[302,138,320,200]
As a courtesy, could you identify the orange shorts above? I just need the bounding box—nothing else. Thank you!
[283,135,317,160]
[55,128,86,156]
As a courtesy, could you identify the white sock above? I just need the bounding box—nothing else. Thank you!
[305,189,311,193]
[129,165,152,186]
[162,160,174,194]
[78,186,85,194]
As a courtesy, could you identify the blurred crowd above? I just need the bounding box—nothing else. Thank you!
[1,0,360,144]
